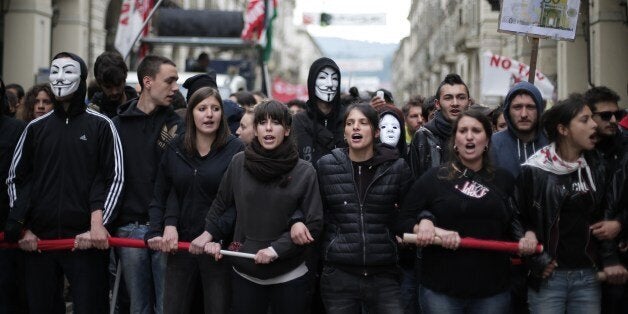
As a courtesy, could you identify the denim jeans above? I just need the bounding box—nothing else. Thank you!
[115,223,166,314]
[419,286,510,314]
[320,265,403,314]
[231,270,312,314]
[400,263,419,314]
[527,268,601,314]
[163,251,231,314]
[23,249,109,314]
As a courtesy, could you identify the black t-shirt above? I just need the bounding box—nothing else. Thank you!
[402,166,516,298]
[556,171,595,269]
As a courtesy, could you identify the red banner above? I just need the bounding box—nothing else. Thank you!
[271,77,308,103]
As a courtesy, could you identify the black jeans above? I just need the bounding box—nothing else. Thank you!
[231,269,312,314]
[23,249,109,314]
[0,249,30,314]
[163,251,231,314]
[320,265,403,314]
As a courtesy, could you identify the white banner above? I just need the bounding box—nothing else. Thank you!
[302,13,386,26]
[336,59,384,72]
[115,0,151,57]
[481,51,555,99]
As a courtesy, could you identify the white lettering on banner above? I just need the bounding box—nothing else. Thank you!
[241,0,266,41]
[481,51,555,99]
[455,181,490,199]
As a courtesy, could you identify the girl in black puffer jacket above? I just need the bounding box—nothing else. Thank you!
[316,103,412,313]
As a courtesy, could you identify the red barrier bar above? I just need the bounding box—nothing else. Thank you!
[402,233,544,254]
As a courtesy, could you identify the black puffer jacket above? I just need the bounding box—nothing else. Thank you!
[317,146,412,273]
[517,150,620,289]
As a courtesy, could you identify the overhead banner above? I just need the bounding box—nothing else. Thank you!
[498,0,580,41]
[481,51,554,99]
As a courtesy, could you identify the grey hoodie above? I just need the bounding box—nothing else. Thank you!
[490,81,548,178]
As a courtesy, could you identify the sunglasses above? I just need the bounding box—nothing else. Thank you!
[594,110,626,122]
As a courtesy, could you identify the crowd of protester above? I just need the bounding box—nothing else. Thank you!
[0,51,627,314]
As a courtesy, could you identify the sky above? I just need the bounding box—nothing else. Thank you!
[293,0,411,44]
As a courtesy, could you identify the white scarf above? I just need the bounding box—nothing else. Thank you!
[522,143,596,192]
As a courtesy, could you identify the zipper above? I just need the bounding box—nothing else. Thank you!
[58,117,70,237]
[324,119,328,128]
[583,192,597,268]
[350,159,391,276]
[547,193,566,258]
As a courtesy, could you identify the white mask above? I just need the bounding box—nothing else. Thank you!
[49,58,81,98]
[315,67,339,102]
[379,114,401,147]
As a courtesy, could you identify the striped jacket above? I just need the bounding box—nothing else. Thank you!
[6,106,123,239]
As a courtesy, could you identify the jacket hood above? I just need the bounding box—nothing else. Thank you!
[378,107,407,158]
[51,52,88,118]
[306,57,341,115]
[116,98,176,118]
[503,81,544,139]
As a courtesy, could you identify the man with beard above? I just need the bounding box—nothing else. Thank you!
[489,81,547,314]
[584,86,628,314]
[5,52,124,314]
[292,57,345,166]
[490,81,547,178]
[408,74,470,179]
[90,51,138,118]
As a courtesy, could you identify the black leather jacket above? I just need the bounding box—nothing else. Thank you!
[517,151,620,288]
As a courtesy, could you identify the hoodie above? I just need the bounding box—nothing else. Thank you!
[490,81,548,178]
[5,52,124,241]
[377,105,408,160]
[112,98,182,227]
[292,57,346,166]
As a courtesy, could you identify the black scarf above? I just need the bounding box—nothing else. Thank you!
[432,111,452,140]
[244,138,299,187]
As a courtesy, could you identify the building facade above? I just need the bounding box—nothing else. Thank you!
[1,0,320,95]
[393,0,627,107]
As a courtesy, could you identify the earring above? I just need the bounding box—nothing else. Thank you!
[484,146,488,152]
[453,145,458,152]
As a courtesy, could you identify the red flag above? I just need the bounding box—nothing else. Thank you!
[115,0,153,58]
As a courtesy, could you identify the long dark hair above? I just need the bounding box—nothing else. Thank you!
[440,109,494,180]
[184,87,230,155]
[542,93,588,146]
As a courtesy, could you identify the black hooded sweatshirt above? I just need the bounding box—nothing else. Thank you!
[292,57,346,166]
[0,78,26,230]
[112,99,182,227]
[5,52,124,241]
